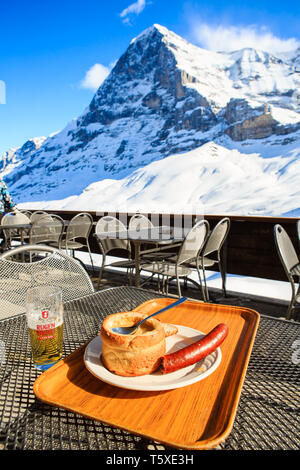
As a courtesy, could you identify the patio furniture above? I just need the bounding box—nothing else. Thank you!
[95,215,134,288]
[0,210,31,249]
[128,213,176,263]
[95,223,188,288]
[129,213,153,231]
[51,212,94,272]
[19,209,32,218]
[30,210,50,223]
[29,214,64,247]
[195,217,231,301]
[274,224,300,319]
[0,286,299,451]
[0,244,94,318]
[141,219,209,297]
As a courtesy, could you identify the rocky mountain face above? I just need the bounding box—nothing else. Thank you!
[0,137,46,175]
[1,24,300,207]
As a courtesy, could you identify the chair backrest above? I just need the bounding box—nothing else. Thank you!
[65,212,93,242]
[0,244,94,317]
[95,216,130,255]
[19,209,32,218]
[29,214,64,245]
[202,217,230,257]
[1,211,30,226]
[30,211,49,223]
[177,219,209,266]
[274,224,299,277]
[1,211,31,239]
[129,214,154,231]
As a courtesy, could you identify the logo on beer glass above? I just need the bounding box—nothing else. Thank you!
[42,310,49,319]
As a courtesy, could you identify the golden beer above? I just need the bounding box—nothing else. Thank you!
[26,286,63,371]
[28,322,63,367]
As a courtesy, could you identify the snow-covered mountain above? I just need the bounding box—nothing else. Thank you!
[1,24,300,215]
[1,137,46,177]
[21,142,299,217]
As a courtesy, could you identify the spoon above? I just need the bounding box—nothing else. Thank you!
[112,297,187,335]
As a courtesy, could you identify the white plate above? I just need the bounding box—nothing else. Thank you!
[83,325,222,391]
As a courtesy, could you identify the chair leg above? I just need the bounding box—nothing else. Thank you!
[219,259,227,297]
[158,274,163,293]
[176,275,182,298]
[201,263,209,301]
[125,267,134,286]
[86,241,95,274]
[97,256,106,290]
[165,276,173,295]
[127,267,133,286]
[162,276,167,294]
[196,262,206,301]
[286,300,295,320]
[286,279,299,320]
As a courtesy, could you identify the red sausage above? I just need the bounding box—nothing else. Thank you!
[160,323,228,374]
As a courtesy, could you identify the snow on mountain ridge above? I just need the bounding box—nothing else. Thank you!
[129,25,299,111]
[0,136,46,176]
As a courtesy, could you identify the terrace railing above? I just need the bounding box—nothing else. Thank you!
[24,210,299,282]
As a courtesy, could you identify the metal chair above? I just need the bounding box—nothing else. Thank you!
[274,224,300,320]
[53,212,94,272]
[128,213,153,231]
[0,244,94,318]
[128,213,177,263]
[1,211,31,249]
[19,209,32,218]
[95,215,134,288]
[29,214,64,246]
[141,219,209,298]
[197,217,231,301]
[30,211,49,223]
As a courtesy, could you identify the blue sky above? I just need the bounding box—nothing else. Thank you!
[0,0,299,156]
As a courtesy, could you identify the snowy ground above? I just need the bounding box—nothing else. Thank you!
[75,251,291,302]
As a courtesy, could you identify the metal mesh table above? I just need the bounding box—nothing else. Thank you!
[0,286,299,451]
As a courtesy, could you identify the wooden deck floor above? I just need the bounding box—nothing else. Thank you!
[87,268,299,322]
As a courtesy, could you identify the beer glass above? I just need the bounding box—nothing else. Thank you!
[26,286,63,371]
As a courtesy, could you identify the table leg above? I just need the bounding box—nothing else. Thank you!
[20,229,25,261]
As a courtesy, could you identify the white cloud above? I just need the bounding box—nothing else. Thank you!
[191,22,299,55]
[120,0,146,23]
[80,63,110,91]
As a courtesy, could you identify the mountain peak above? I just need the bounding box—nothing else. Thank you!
[130,23,171,44]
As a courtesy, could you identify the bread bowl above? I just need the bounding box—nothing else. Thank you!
[100,311,168,376]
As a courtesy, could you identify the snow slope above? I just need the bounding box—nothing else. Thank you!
[19,142,300,217]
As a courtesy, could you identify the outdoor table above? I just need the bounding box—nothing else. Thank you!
[0,219,71,249]
[0,223,32,261]
[0,286,299,451]
[95,226,189,287]
[0,223,32,248]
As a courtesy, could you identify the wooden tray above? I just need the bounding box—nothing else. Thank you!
[33,298,260,450]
